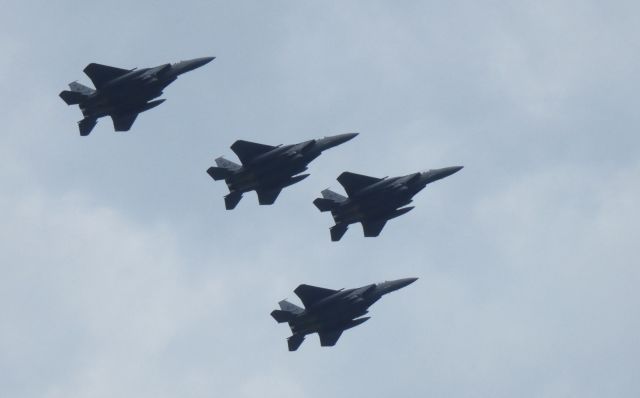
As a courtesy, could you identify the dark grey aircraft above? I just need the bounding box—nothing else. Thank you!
[313,166,463,241]
[59,57,215,135]
[207,133,358,209]
[271,278,417,351]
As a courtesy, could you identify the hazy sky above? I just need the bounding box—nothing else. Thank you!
[2,1,639,397]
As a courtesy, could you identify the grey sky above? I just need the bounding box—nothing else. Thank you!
[1,1,639,397]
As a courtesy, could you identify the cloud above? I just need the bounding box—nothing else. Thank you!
[2,1,640,397]
[0,186,233,398]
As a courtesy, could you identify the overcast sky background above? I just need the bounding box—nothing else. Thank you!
[1,1,639,397]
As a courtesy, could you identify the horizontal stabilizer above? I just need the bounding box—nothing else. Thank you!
[59,90,86,105]
[111,112,138,132]
[362,219,387,237]
[207,166,232,181]
[287,334,305,351]
[78,118,97,136]
[330,224,348,241]
[224,192,243,210]
[257,188,282,205]
[319,330,344,347]
[270,310,296,323]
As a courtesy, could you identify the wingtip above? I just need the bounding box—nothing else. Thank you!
[82,63,98,73]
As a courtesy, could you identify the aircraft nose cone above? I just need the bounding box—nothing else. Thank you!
[331,132,359,145]
[317,132,359,151]
[174,56,216,74]
[382,277,418,294]
[437,166,463,177]
[422,165,463,184]
[394,277,418,289]
[189,56,216,68]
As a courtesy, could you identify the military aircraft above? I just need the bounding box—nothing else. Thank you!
[271,278,417,351]
[59,57,215,135]
[313,166,463,241]
[207,133,358,209]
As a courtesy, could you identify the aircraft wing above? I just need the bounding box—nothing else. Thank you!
[294,284,339,308]
[230,140,277,165]
[337,172,382,197]
[256,188,282,205]
[319,330,344,347]
[111,113,138,131]
[361,219,387,237]
[83,63,130,89]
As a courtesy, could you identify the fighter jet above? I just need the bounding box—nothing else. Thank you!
[207,133,358,209]
[271,278,417,351]
[313,166,463,241]
[59,57,215,135]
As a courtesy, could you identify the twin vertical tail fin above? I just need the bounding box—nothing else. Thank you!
[59,82,95,105]
[271,300,302,323]
[270,310,296,323]
[313,189,346,212]
[271,299,305,350]
[59,91,86,105]
[210,157,241,180]
[278,299,304,314]
[321,189,347,202]
[210,157,243,209]
[60,81,97,135]
[207,166,233,181]
[313,189,349,241]
[313,198,336,212]
[271,300,303,324]
[215,157,241,171]
[69,81,95,95]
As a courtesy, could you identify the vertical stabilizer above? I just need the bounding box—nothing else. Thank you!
[215,157,241,170]
[313,189,347,212]
[321,189,346,202]
[69,81,95,95]
[279,300,304,314]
